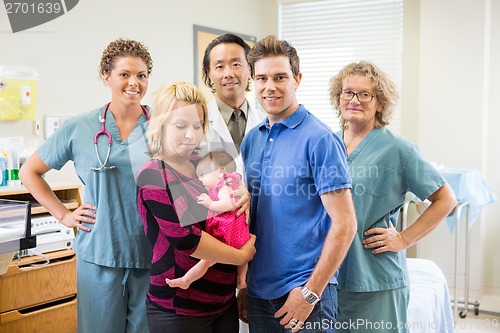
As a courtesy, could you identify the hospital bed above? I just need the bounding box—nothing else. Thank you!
[400,200,457,333]
[406,257,455,333]
[400,198,478,320]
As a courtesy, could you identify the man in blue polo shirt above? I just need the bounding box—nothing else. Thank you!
[238,35,357,333]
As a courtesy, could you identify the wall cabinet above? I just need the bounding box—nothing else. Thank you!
[0,184,81,333]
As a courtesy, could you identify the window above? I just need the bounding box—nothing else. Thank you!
[279,0,403,132]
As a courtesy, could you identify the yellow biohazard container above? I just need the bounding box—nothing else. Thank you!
[0,67,38,120]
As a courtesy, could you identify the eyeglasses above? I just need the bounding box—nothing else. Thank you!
[339,90,376,102]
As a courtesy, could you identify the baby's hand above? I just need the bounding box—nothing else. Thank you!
[197,193,212,208]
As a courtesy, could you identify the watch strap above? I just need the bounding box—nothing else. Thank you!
[301,285,320,305]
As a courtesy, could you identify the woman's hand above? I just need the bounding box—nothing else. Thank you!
[363,222,407,254]
[61,203,96,232]
[237,234,256,264]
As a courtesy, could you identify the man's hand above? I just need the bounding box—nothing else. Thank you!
[274,287,314,333]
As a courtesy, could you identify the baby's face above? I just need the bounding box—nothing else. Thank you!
[196,158,220,190]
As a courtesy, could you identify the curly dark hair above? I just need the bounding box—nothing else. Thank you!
[98,38,153,82]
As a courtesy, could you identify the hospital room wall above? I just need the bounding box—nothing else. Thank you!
[0,0,279,181]
[401,0,500,296]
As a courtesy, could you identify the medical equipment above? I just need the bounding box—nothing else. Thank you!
[92,102,149,171]
[0,199,35,274]
[30,214,74,254]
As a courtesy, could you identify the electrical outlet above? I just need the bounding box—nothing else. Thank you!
[33,120,41,135]
[43,115,74,139]
[44,115,61,139]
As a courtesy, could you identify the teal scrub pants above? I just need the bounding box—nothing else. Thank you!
[337,287,410,333]
[77,258,150,333]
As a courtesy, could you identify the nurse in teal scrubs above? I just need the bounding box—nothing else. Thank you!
[20,38,153,333]
[329,61,457,333]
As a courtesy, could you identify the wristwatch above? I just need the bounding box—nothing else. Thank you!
[301,285,320,306]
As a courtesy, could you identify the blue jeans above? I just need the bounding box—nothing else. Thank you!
[146,299,239,333]
[247,284,338,333]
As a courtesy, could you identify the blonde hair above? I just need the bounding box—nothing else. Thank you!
[329,61,399,129]
[146,81,208,157]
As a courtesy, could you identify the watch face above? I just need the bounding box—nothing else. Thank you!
[302,286,320,305]
[306,294,319,304]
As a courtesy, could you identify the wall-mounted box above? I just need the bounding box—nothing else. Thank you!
[0,67,38,120]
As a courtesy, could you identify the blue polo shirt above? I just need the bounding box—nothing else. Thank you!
[241,105,352,300]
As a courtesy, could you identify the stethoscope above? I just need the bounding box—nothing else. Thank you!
[92,102,150,171]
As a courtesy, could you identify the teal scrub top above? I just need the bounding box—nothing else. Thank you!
[38,104,152,269]
[337,128,445,292]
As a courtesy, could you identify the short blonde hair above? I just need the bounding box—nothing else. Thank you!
[146,81,208,157]
[329,61,399,129]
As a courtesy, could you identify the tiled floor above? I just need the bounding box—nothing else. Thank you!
[454,313,500,332]
[479,294,500,315]
[454,294,500,332]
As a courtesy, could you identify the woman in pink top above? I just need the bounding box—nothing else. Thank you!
[166,150,250,290]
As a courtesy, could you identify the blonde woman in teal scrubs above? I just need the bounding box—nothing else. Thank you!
[329,61,457,333]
